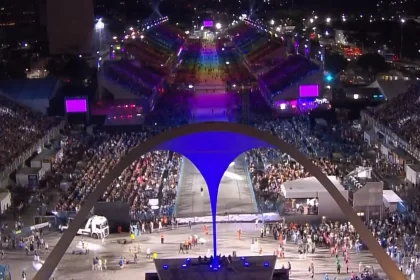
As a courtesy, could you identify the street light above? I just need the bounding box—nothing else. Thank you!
[215,23,222,30]
[95,18,105,30]
[270,19,275,25]
[400,19,405,59]
[326,17,331,23]
[188,85,194,89]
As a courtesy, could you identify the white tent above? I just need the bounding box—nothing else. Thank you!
[383,190,403,212]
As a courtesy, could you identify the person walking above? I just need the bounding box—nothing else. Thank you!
[160,232,164,244]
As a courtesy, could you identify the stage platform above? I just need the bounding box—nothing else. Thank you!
[154,256,277,280]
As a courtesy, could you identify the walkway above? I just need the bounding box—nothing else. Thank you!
[175,154,257,218]
[191,39,230,122]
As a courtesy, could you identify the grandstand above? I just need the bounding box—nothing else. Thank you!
[229,22,323,103]
[99,22,185,115]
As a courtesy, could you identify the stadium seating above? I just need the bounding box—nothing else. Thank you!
[0,96,60,173]
[260,55,319,96]
[368,83,420,149]
[103,24,185,100]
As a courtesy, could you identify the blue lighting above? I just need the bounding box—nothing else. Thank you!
[156,131,271,267]
[244,262,250,267]
[186,258,191,262]
[240,257,246,260]
[326,74,333,82]
[181,264,187,268]
[163,265,168,269]
[264,262,269,267]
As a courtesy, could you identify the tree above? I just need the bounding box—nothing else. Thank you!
[356,53,388,80]
[324,52,348,74]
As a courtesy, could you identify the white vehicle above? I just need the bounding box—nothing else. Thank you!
[60,215,109,239]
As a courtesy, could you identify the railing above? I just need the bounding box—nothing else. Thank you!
[173,157,185,217]
[361,111,420,161]
[0,119,65,183]
[244,162,259,212]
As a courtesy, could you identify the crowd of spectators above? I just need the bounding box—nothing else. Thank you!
[49,128,183,223]
[368,83,420,149]
[0,96,61,173]
[246,116,371,212]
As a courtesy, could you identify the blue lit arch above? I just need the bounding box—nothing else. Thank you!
[34,122,404,280]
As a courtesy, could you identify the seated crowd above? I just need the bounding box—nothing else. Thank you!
[247,116,372,212]
[369,83,420,149]
[51,128,183,223]
[0,96,60,173]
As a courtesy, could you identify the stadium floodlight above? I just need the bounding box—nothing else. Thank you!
[95,18,105,30]
[215,23,222,30]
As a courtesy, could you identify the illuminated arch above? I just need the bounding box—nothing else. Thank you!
[34,122,403,280]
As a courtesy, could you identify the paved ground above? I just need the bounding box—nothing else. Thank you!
[175,156,257,217]
[6,223,385,280]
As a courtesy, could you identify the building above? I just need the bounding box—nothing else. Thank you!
[46,0,94,55]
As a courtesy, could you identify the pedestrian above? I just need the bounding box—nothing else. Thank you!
[160,232,164,244]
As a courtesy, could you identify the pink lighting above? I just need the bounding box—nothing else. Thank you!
[177,47,183,57]
[203,20,214,27]
[65,98,87,113]
[299,85,319,98]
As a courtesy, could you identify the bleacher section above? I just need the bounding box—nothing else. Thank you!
[260,55,319,95]
[170,39,201,85]
[216,39,256,90]
[229,23,321,101]
[0,95,64,186]
[101,23,185,110]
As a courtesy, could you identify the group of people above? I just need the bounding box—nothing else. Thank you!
[0,96,60,173]
[369,83,420,149]
[49,129,182,226]
[246,116,368,212]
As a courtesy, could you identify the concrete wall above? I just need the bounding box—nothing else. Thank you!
[318,190,349,220]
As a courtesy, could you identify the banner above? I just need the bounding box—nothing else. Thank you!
[176,212,281,224]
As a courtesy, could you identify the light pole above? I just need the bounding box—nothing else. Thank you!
[400,19,405,60]
[95,18,105,100]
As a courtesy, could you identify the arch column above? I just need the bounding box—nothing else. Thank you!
[157,132,263,264]
[34,123,404,280]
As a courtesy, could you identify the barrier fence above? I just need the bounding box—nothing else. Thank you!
[176,212,282,224]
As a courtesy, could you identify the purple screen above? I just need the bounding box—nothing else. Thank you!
[65,99,87,113]
[203,20,214,27]
[299,85,319,98]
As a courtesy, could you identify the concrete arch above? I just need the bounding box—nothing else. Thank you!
[34,122,404,280]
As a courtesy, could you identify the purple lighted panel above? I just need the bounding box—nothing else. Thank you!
[299,85,319,98]
[65,99,88,113]
[203,20,214,27]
